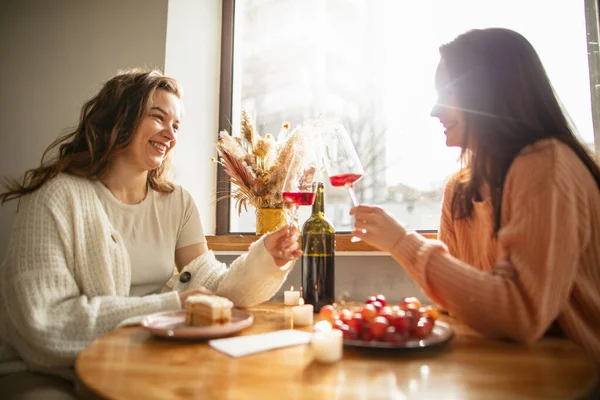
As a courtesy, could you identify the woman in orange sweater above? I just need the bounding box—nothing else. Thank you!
[351,28,600,361]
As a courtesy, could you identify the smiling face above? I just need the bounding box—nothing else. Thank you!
[430,60,468,148]
[121,89,182,172]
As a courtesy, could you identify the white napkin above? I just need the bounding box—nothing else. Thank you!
[209,330,313,357]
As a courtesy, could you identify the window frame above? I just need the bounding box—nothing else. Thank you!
[213,0,600,245]
[215,0,235,236]
[585,0,600,154]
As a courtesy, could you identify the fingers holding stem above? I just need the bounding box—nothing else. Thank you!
[275,223,302,261]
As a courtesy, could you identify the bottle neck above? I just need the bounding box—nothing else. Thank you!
[312,183,325,216]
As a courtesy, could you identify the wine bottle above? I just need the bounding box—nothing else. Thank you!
[301,181,335,313]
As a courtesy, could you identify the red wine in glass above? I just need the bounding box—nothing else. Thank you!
[329,173,363,207]
[282,191,316,207]
[329,173,363,188]
[281,136,322,231]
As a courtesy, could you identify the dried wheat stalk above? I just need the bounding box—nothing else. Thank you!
[215,111,306,214]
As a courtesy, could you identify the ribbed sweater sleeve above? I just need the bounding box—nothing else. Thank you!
[165,235,293,307]
[438,173,460,258]
[391,142,597,358]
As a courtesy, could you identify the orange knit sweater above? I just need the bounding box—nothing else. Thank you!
[391,139,600,361]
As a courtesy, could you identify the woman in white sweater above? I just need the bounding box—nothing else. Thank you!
[0,69,300,398]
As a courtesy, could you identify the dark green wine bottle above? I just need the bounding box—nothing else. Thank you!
[301,181,335,313]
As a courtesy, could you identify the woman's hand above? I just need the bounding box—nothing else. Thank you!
[350,205,407,253]
[264,223,302,267]
[178,287,214,306]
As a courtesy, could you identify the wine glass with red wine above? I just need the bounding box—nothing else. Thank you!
[282,141,321,224]
[322,124,365,241]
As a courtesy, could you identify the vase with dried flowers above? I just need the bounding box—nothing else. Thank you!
[213,110,303,234]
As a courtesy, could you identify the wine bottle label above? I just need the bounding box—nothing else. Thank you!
[302,234,335,256]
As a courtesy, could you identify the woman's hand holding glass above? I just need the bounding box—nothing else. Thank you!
[264,223,302,266]
[350,205,407,253]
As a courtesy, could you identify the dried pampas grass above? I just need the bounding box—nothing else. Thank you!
[214,111,302,214]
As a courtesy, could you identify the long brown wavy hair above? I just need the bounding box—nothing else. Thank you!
[439,28,600,234]
[0,69,182,204]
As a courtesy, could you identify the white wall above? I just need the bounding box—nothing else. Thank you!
[0,0,169,260]
[165,0,222,235]
[0,0,224,261]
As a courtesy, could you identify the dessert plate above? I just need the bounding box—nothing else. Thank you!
[343,321,454,350]
[141,309,253,340]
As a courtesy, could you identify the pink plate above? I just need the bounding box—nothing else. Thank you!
[141,309,253,340]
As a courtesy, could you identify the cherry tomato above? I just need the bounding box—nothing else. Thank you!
[371,301,383,312]
[378,306,394,323]
[383,326,404,343]
[391,310,411,335]
[319,305,337,321]
[361,304,378,322]
[347,313,364,333]
[333,319,346,330]
[401,296,422,309]
[338,309,353,323]
[413,317,434,339]
[341,325,358,340]
[369,316,390,339]
[421,305,440,321]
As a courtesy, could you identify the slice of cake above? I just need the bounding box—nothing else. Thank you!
[185,294,234,326]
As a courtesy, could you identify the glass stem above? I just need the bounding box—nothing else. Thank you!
[300,236,306,299]
[347,186,358,206]
[347,185,361,242]
[289,204,298,224]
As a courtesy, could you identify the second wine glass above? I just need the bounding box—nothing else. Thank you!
[322,124,364,204]
[322,124,365,241]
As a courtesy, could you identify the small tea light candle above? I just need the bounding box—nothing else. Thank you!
[284,286,300,306]
[312,321,343,363]
[291,298,314,326]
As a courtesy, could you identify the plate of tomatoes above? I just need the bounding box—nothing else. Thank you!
[318,295,454,350]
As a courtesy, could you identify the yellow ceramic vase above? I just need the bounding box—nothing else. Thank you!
[256,207,288,235]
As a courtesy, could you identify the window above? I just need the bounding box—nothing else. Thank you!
[217,0,598,235]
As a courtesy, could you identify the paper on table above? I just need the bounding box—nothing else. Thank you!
[209,330,313,357]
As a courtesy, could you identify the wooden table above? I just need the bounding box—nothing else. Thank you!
[76,302,598,400]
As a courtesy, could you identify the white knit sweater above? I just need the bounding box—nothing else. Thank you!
[0,173,291,377]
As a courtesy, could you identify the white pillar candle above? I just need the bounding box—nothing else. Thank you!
[284,286,300,306]
[291,299,314,326]
[312,321,343,363]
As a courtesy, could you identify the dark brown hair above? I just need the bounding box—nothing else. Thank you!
[0,69,182,204]
[439,28,600,233]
